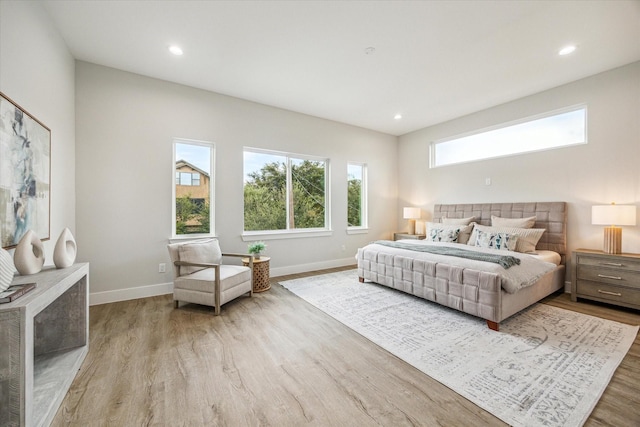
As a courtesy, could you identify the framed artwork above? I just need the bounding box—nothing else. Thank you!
[0,92,51,249]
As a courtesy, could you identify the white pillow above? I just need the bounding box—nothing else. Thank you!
[426,222,474,244]
[474,229,518,251]
[442,216,475,225]
[428,228,460,242]
[491,215,536,229]
[467,224,544,253]
[178,239,223,275]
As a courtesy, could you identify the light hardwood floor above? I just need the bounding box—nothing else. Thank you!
[52,266,640,426]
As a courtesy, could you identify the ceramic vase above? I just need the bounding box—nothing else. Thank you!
[53,227,77,268]
[14,230,45,275]
[0,246,15,292]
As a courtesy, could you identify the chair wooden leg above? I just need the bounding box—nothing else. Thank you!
[486,320,499,331]
[174,300,179,308]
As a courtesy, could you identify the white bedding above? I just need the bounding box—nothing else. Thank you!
[366,240,557,294]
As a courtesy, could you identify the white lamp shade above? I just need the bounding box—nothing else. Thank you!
[592,205,636,226]
[403,207,421,219]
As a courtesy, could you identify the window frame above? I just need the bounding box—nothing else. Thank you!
[172,138,216,239]
[242,147,332,241]
[347,162,368,234]
[430,104,587,168]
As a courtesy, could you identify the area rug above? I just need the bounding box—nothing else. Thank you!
[279,270,639,427]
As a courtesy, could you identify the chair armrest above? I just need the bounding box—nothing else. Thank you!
[222,253,254,268]
[174,260,220,269]
[222,252,253,258]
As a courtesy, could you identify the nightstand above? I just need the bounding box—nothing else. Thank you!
[572,249,640,310]
[393,233,426,241]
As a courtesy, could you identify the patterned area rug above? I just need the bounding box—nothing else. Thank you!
[280,270,639,427]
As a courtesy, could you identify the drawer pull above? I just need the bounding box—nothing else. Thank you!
[601,262,623,267]
[598,289,622,297]
[597,274,622,280]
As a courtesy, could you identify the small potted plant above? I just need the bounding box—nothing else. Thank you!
[248,241,266,259]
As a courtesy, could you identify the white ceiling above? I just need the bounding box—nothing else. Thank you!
[42,0,640,136]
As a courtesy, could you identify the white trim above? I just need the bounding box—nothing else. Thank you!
[242,229,333,241]
[90,281,173,306]
[270,257,356,278]
[346,227,369,235]
[88,258,357,305]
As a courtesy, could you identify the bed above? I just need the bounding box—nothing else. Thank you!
[356,202,567,331]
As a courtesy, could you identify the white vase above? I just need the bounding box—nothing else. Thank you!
[53,227,77,268]
[0,246,15,292]
[14,230,45,275]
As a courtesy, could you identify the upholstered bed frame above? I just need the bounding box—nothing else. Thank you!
[357,202,567,330]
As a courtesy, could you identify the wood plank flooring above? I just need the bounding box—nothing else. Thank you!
[52,266,640,426]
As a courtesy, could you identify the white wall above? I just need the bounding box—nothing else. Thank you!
[0,1,76,263]
[75,62,398,302]
[398,61,640,284]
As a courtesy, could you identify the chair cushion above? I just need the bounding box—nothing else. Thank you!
[178,239,223,275]
[174,265,251,293]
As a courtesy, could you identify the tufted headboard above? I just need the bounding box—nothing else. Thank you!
[433,202,567,264]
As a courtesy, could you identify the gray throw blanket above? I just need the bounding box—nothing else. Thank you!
[374,240,521,269]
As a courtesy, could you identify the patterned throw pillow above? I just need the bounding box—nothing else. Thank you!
[426,222,473,244]
[474,229,518,251]
[467,224,544,253]
[428,227,460,242]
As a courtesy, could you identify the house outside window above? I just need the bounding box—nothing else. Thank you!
[173,139,214,236]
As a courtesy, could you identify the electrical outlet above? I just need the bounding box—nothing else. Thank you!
[159,263,166,273]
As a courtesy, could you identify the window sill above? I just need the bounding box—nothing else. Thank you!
[241,229,333,241]
[346,227,369,235]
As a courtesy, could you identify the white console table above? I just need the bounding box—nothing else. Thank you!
[0,263,89,427]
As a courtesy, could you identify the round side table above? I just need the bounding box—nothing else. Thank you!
[242,256,271,292]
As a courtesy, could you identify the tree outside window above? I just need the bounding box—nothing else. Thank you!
[244,149,328,232]
[347,163,367,228]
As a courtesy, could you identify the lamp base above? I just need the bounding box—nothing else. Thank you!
[603,226,622,254]
[407,219,416,235]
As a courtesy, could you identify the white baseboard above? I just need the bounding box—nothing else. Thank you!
[89,258,357,306]
[90,281,173,306]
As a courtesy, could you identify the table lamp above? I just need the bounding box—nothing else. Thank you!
[403,207,421,235]
[592,203,637,254]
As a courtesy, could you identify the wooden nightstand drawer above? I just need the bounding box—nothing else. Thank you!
[577,265,640,289]
[576,280,640,306]
[576,254,640,272]
[572,249,640,311]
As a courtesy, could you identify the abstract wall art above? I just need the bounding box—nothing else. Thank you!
[0,92,50,249]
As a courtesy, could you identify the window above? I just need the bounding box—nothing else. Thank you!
[243,148,329,233]
[431,105,587,168]
[173,139,214,236]
[176,172,201,186]
[347,162,367,229]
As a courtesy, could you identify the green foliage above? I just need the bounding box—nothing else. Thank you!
[244,159,326,231]
[347,178,362,227]
[176,194,209,234]
[248,241,266,254]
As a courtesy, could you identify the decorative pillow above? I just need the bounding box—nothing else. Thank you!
[442,216,476,225]
[426,222,474,244]
[467,224,544,253]
[178,239,223,275]
[491,215,536,229]
[428,227,460,243]
[474,229,518,251]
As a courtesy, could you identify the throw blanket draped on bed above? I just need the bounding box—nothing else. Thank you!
[374,240,521,269]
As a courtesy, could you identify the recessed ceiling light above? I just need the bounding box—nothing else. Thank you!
[169,45,183,56]
[394,114,402,120]
[558,45,576,56]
